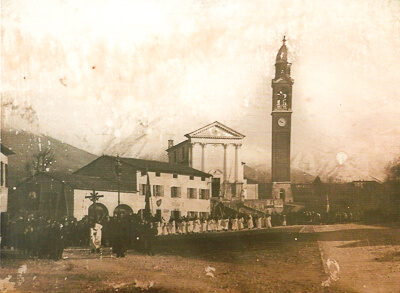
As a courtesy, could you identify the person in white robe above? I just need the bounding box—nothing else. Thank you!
[90,222,102,253]
[223,218,229,231]
[257,216,262,229]
[169,220,176,234]
[247,215,254,229]
[184,219,189,234]
[200,218,206,232]
[210,218,216,232]
[232,217,238,231]
[188,219,194,233]
[238,217,244,230]
[162,222,168,235]
[193,218,201,233]
[156,221,163,236]
[282,214,287,226]
[266,215,272,228]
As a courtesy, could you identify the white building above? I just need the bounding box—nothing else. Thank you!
[1,144,15,214]
[72,155,212,221]
[166,121,258,200]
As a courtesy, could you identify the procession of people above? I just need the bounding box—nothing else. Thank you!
[154,214,274,236]
[1,208,364,260]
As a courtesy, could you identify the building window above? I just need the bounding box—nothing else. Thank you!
[156,172,161,177]
[171,187,181,198]
[139,184,149,196]
[153,185,164,197]
[173,174,178,178]
[155,209,162,221]
[5,164,8,188]
[201,177,205,181]
[187,211,198,218]
[190,175,194,180]
[187,188,197,199]
[1,162,4,187]
[171,210,181,219]
[200,212,209,219]
[199,189,210,200]
[231,185,237,197]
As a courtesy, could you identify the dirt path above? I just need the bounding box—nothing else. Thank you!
[314,224,400,293]
[1,226,345,292]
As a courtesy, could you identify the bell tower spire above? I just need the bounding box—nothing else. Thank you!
[270,36,294,203]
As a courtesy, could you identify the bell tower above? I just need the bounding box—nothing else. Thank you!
[271,36,293,202]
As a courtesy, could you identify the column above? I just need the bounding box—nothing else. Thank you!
[200,143,206,172]
[223,144,227,183]
[234,144,239,182]
[188,143,193,167]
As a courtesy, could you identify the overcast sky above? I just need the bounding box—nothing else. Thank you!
[2,0,400,180]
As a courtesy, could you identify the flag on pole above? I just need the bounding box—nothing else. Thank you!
[144,172,153,220]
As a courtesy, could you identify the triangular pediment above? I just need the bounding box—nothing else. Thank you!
[185,121,245,139]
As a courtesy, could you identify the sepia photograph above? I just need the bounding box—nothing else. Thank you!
[1,0,400,292]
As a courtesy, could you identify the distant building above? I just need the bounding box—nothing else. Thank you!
[10,155,212,221]
[166,121,248,200]
[1,144,15,214]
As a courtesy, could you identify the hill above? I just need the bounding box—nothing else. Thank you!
[243,165,315,184]
[1,127,97,187]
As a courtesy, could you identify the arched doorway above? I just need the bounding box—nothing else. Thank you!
[279,189,286,201]
[88,203,109,222]
[113,204,134,218]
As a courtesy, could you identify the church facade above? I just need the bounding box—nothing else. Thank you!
[166,121,257,200]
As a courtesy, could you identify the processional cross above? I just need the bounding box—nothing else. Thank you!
[85,189,104,204]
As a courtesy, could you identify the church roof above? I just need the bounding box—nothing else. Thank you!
[185,121,245,139]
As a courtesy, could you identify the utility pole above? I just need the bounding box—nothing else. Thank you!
[115,155,122,206]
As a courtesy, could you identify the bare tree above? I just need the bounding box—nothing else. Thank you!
[385,158,400,182]
[25,148,55,175]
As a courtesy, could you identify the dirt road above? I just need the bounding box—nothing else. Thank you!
[1,224,398,292]
[314,223,400,293]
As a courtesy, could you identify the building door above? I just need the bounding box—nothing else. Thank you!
[155,209,162,221]
[279,189,286,201]
[212,178,220,197]
[171,210,180,220]
[88,203,109,222]
[113,204,133,218]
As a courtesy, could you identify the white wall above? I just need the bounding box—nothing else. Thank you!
[73,170,211,221]
[1,153,9,213]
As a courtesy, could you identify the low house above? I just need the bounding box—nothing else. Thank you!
[1,144,15,214]
[72,155,213,221]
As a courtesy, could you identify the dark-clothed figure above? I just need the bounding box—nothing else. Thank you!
[141,220,157,256]
[110,216,129,258]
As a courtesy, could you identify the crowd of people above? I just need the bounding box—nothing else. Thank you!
[1,213,158,259]
[155,214,273,236]
[1,209,364,260]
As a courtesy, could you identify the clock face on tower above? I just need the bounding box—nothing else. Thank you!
[278,117,286,127]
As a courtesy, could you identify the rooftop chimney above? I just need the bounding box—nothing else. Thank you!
[168,139,174,149]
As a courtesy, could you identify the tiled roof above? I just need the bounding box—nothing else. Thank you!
[105,155,212,178]
[165,140,188,151]
[1,143,15,156]
[64,174,137,192]
[15,172,137,193]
